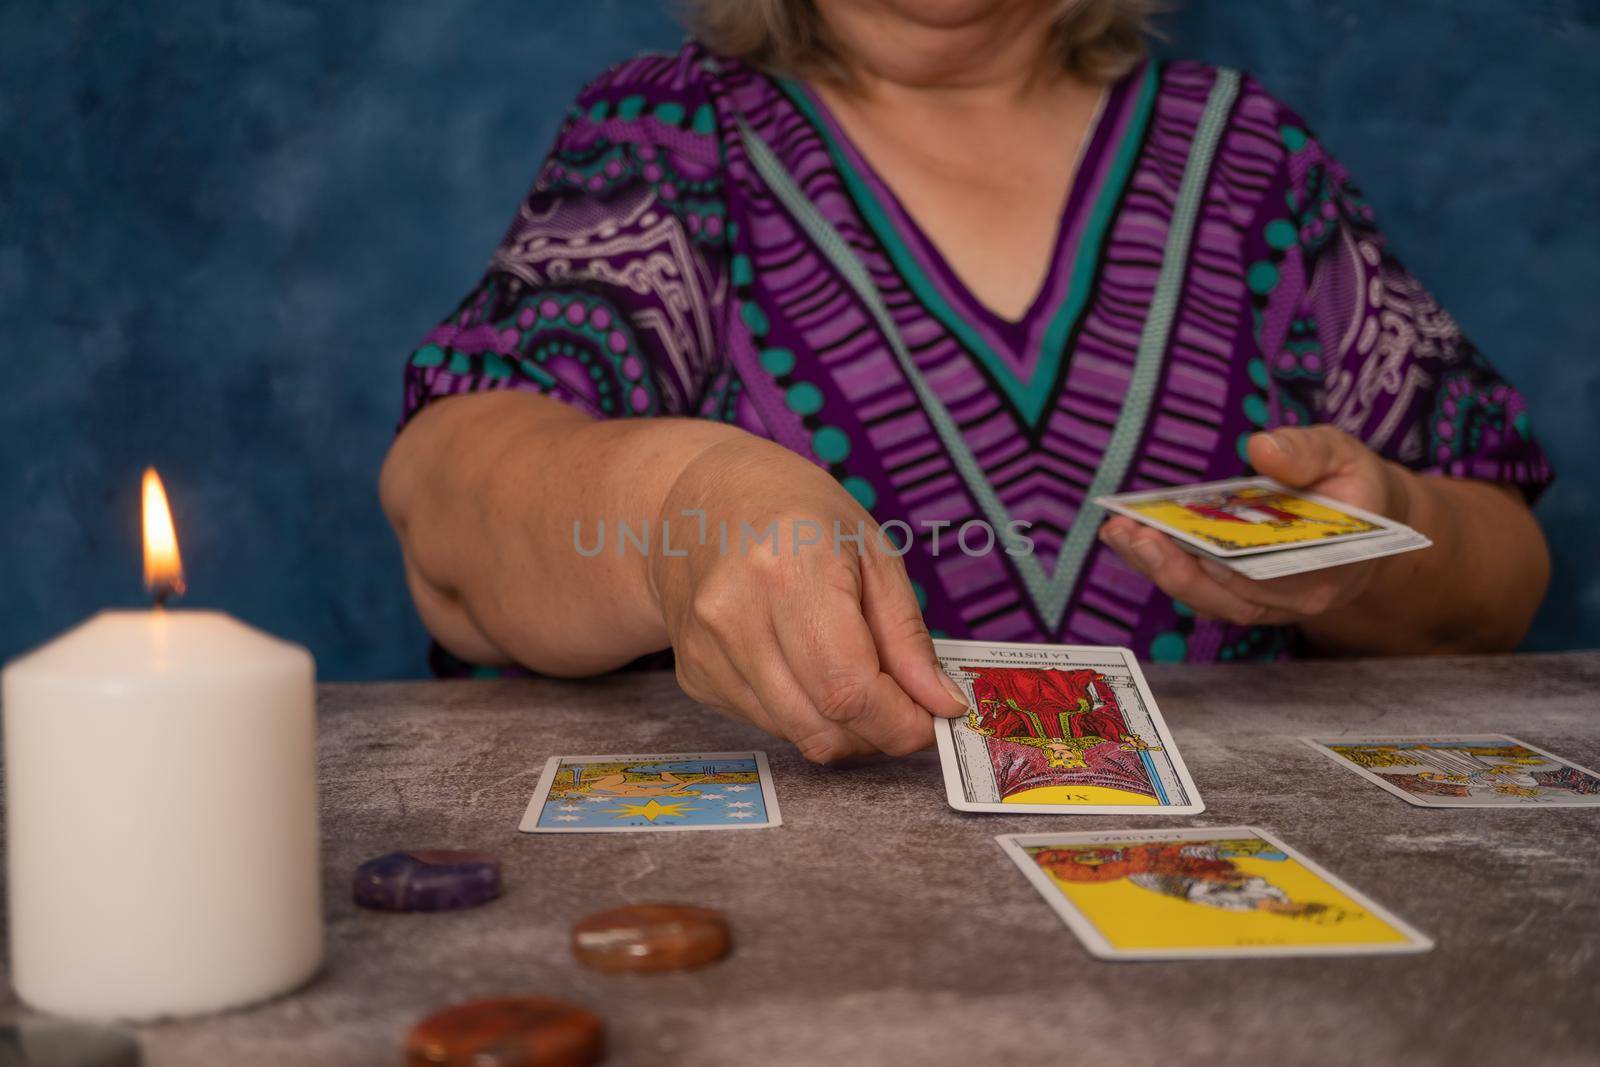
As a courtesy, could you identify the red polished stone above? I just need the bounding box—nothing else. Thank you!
[571,904,731,973]
[405,997,603,1067]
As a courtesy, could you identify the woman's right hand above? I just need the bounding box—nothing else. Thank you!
[648,435,969,763]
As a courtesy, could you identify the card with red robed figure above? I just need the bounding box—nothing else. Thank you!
[932,640,1203,815]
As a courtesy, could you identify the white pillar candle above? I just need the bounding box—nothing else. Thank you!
[2,472,321,1020]
[3,609,322,1019]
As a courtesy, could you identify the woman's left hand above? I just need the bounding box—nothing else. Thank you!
[1097,426,1412,627]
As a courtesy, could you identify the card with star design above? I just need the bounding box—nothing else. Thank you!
[518,751,782,833]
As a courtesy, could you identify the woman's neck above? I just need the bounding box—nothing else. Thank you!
[803,3,1104,322]
[813,0,1065,106]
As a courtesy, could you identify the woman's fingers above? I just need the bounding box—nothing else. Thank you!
[860,547,969,719]
[1247,426,1358,489]
[676,620,873,763]
[770,578,936,760]
[656,438,961,763]
[672,629,772,731]
[733,641,879,765]
[1098,500,1376,621]
[1192,556,1360,617]
[1098,523,1299,627]
[1248,426,1408,524]
[666,512,941,762]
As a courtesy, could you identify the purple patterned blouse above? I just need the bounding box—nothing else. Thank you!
[402,44,1552,667]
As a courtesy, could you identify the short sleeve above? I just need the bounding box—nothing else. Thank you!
[1250,98,1554,500]
[400,56,731,428]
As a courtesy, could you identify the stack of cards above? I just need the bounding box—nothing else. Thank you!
[1096,476,1429,580]
[931,639,1203,815]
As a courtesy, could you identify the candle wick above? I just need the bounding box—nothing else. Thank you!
[149,579,182,610]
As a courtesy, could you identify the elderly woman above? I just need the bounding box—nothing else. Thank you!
[381,0,1552,763]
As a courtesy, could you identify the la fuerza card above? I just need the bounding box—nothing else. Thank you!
[519,751,782,833]
[931,639,1203,814]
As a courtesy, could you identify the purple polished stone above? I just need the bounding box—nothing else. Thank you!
[353,849,502,912]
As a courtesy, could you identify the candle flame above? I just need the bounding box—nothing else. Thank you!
[142,468,185,603]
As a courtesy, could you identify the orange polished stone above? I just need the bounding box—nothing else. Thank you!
[405,997,603,1067]
[571,904,731,973]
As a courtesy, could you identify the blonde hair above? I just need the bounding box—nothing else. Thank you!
[681,0,1159,83]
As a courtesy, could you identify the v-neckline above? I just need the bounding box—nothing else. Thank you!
[804,81,1109,334]
[779,64,1156,429]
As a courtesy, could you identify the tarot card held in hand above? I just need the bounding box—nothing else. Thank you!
[1095,477,1430,579]
[1096,477,1393,556]
[931,640,1203,814]
[519,751,782,833]
[997,826,1434,960]
[1303,735,1600,808]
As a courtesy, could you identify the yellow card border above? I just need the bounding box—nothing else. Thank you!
[997,825,1434,959]
[1094,477,1401,558]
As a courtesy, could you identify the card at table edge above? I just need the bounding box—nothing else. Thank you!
[1093,477,1404,558]
[1300,734,1600,809]
[930,641,1205,815]
[995,825,1434,959]
[517,750,783,833]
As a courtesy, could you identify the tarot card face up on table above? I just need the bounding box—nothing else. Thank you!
[1095,477,1430,579]
[519,751,782,833]
[998,826,1434,959]
[1303,735,1600,808]
[932,640,1203,815]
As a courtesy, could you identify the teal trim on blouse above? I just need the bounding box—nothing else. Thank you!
[776,65,1158,430]
[741,68,1242,629]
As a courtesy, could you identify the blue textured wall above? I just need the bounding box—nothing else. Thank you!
[1,2,1594,679]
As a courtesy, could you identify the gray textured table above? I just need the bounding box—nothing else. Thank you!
[5,653,1600,1065]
